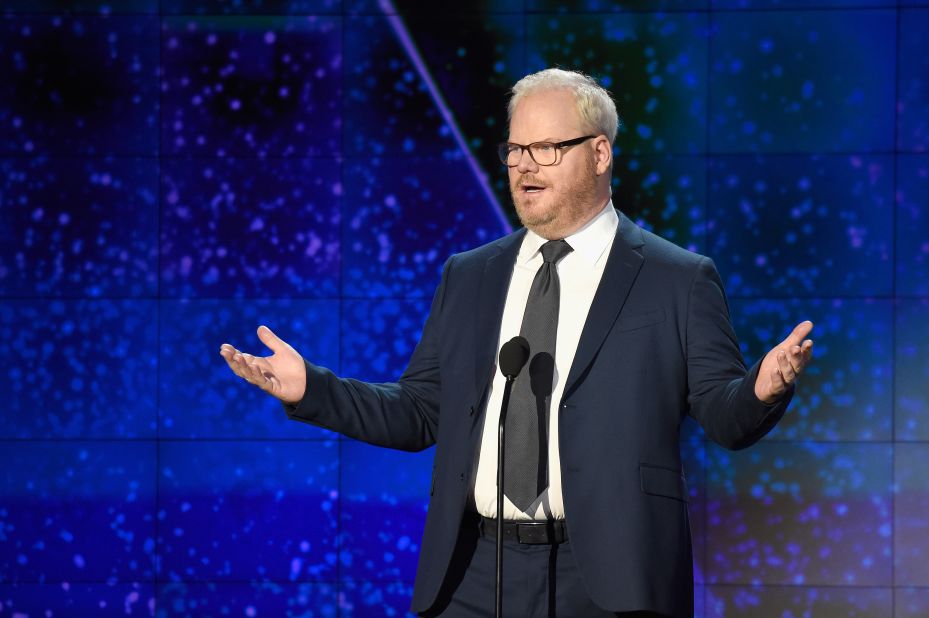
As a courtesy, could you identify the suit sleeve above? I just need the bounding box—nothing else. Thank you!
[686,256,793,450]
[282,257,453,452]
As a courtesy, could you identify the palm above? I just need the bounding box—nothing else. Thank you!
[754,320,814,404]
[220,325,306,404]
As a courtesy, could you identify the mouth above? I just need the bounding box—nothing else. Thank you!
[519,184,547,195]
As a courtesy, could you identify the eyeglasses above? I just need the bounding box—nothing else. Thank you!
[497,135,596,167]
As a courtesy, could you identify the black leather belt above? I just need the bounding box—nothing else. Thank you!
[479,516,568,544]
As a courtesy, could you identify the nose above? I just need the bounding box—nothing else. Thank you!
[515,147,539,174]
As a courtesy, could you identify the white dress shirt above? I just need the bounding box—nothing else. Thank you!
[470,200,619,521]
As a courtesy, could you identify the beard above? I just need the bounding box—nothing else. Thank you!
[510,152,601,240]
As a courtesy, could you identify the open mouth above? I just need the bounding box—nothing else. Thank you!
[520,185,547,194]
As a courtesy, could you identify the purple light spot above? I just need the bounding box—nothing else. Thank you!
[245,605,257,617]
[378,233,391,263]
[264,31,276,45]
[250,217,264,231]
[229,99,241,111]
[73,554,85,569]
[290,557,303,580]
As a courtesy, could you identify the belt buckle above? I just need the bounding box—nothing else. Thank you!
[517,521,549,544]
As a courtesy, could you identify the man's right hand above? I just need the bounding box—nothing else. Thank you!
[219,325,306,405]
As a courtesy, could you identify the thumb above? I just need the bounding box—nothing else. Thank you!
[782,320,814,347]
[257,325,287,354]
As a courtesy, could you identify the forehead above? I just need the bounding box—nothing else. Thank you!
[508,89,582,141]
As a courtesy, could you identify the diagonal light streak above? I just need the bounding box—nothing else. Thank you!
[378,0,513,234]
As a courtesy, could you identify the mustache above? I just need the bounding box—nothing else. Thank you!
[511,177,550,190]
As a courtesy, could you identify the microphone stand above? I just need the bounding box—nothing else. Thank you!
[494,335,528,618]
[496,375,516,618]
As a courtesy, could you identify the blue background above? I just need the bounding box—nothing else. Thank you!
[1,1,927,616]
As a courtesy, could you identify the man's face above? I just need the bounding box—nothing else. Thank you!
[507,89,603,240]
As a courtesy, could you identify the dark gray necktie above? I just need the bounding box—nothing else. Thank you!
[504,239,573,512]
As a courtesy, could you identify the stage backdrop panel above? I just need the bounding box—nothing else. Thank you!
[705,442,893,587]
[157,441,339,583]
[613,155,707,254]
[0,157,159,298]
[342,156,509,299]
[0,15,158,156]
[705,585,892,618]
[897,9,929,152]
[155,582,337,618]
[707,154,893,298]
[341,299,430,382]
[160,15,341,159]
[731,298,893,442]
[0,442,156,584]
[158,298,339,439]
[895,443,929,587]
[708,10,895,153]
[896,299,929,442]
[0,583,155,617]
[896,155,929,297]
[160,157,341,299]
[0,299,158,439]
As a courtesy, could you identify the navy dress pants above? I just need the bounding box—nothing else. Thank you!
[420,514,668,618]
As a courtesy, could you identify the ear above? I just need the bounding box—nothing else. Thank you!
[593,136,612,176]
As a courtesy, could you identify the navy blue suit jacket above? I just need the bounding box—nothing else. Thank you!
[288,212,791,616]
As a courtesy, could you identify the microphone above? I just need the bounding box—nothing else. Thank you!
[494,335,530,618]
[499,336,530,380]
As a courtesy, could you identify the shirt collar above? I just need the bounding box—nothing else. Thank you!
[518,199,619,267]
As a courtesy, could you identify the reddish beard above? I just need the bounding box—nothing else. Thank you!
[510,154,600,239]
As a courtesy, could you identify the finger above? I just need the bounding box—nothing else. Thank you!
[257,325,286,354]
[786,345,804,375]
[769,366,787,396]
[236,353,272,390]
[221,347,249,376]
[800,340,814,365]
[776,350,797,383]
[782,320,814,348]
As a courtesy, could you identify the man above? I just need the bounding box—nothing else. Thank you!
[220,68,813,617]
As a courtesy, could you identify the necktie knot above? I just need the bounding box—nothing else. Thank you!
[540,239,573,264]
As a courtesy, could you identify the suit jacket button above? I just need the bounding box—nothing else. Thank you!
[469,406,475,417]
[458,472,465,481]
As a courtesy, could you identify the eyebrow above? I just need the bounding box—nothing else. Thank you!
[509,137,564,144]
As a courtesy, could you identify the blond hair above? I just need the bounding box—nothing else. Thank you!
[508,68,620,144]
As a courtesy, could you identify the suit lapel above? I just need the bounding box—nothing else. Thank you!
[563,212,645,396]
[473,230,526,398]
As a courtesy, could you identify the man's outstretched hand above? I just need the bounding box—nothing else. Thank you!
[220,325,306,405]
[754,320,814,404]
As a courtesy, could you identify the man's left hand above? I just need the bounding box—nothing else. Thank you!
[754,320,814,404]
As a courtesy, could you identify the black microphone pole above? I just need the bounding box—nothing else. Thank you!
[495,336,530,618]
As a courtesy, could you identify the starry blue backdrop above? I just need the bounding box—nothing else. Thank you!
[1,1,927,616]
